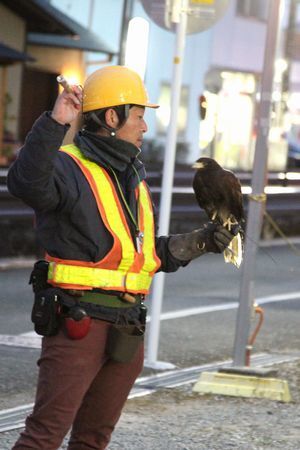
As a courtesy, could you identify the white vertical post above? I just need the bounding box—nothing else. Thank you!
[145,0,188,370]
[118,0,135,65]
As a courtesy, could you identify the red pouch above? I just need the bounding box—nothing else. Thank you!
[65,307,91,339]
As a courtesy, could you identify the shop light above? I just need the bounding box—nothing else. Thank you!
[272,90,282,102]
[275,58,288,73]
[287,93,300,116]
[58,69,82,91]
[274,58,288,82]
[279,172,300,181]
[125,17,149,80]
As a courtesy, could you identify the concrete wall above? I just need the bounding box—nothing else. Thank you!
[210,0,266,73]
[0,4,26,138]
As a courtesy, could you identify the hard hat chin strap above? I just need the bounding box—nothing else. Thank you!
[90,105,131,137]
[90,112,116,137]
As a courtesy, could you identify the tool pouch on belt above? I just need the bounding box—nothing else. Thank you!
[31,288,61,337]
[106,303,147,363]
[106,324,144,363]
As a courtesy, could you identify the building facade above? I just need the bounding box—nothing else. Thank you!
[1,0,300,172]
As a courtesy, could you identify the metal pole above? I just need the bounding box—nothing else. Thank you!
[88,0,95,29]
[233,0,282,366]
[0,66,7,155]
[145,0,188,370]
[118,0,134,65]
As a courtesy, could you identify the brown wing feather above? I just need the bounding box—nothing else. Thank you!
[219,170,244,222]
[192,170,218,220]
[192,162,244,226]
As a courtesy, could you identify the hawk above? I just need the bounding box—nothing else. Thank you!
[192,157,244,267]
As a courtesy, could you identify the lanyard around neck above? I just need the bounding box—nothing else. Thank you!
[109,165,141,232]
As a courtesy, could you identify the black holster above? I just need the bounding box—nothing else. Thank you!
[29,260,61,336]
[31,288,61,336]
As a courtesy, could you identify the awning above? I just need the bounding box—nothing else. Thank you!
[28,30,116,56]
[0,0,118,56]
[0,43,35,66]
[27,6,117,56]
[0,0,75,35]
[1,0,117,56]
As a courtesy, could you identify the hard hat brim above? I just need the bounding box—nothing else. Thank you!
[145,102,159,109]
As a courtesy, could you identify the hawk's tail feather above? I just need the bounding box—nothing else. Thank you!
[224,232,243,268]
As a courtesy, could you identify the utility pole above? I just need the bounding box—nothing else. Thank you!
[88,0,95,29]
[233,0,282,366]
[118,0,134,65]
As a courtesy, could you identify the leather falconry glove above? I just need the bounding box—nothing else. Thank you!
[168,222,239,262]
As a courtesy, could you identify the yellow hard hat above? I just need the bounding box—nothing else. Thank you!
[82,65,159,113]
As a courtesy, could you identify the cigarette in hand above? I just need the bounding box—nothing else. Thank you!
[56,75,73,93]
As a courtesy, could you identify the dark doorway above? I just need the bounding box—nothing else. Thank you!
[19,68,58,142]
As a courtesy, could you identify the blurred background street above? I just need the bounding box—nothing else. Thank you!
[1,1,300,448]
[1,241,300,411]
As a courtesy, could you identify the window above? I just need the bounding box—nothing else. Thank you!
[236,0,270,22]
[156,83,189,137]
[296,2,300,27]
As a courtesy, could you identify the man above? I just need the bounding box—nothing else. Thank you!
[8,65,236,450]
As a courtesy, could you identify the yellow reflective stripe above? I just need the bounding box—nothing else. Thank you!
[50,263,123,288]
[125,271,152,291]
[49,262,152,291]
[61,145,135,272]
[139,182,158,273]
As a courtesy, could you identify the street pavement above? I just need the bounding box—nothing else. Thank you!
[0,241,300,413]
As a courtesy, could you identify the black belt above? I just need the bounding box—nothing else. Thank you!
[60,290,143,324]
[62,290,142,308]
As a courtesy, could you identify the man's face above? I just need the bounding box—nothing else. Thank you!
[116,106,148,148]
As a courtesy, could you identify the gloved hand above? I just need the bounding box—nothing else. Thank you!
[168,222,238,262]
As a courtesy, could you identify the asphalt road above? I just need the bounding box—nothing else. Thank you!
[0,242,300,412]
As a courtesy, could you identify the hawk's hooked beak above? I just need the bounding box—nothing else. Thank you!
[192,161,205,169]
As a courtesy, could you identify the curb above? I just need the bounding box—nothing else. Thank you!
[0,258,35,271]
[0,238,300,271]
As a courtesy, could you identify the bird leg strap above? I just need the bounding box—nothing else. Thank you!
[248,193,267,203]
[223,215,238,231]
[222,215,244,268]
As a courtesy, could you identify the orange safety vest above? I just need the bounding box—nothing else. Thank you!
[46,144,161,295]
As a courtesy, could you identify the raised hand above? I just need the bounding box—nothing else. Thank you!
[51,83,82,126]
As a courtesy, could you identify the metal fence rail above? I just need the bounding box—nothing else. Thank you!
[1,169,300,256]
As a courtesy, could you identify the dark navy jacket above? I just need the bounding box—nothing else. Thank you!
[7,112,184,273]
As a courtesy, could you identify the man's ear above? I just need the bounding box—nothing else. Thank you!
[105,108,119,128]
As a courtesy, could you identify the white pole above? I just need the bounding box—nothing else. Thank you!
[145,0,188,370]
[88,0,95,29]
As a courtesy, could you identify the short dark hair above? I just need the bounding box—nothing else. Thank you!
[83,105,131,132]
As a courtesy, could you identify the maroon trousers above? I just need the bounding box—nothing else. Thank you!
[12,319,144,450]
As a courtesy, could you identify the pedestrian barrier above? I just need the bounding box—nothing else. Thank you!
[1,168,300,256]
